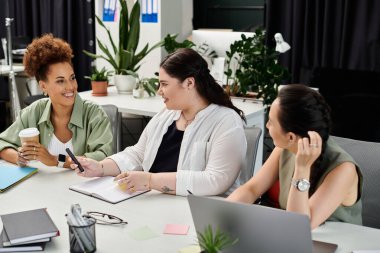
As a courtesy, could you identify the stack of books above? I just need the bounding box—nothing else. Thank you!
[0,208,59,252]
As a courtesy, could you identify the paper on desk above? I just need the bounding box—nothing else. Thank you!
[129,226,159,241]
[178,245,202,253]
[164,224,190,235]
[353,251,380,253]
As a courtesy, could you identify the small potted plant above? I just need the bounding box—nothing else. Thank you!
[85,67,112,96]
[197,225,238,253]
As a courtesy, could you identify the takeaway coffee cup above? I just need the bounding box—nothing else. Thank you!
[18,128,40,144]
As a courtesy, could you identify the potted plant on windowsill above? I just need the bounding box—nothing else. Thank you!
[84,67,112,96]
[83,0,164,94]
[224,28,290,108]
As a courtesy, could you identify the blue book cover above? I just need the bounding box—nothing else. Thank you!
[0,165,38,192]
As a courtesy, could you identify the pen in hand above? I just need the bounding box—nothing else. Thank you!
[66,148,84,172]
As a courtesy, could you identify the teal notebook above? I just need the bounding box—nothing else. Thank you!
[0,165,38,192]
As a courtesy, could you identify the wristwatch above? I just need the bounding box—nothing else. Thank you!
[57,154,66,168]
[291,178,310,192]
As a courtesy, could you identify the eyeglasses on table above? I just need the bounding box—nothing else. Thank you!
[84,211,128,225]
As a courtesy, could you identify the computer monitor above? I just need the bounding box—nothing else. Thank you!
[191,30,254,58]
[191,30,254,84]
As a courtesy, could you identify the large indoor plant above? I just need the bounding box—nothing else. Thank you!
[225,28,289,107]
[83,0,163,94]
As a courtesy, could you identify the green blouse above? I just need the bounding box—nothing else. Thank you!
[278,138,363,225]
[0,94,113,161]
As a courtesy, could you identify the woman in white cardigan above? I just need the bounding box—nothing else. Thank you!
[72,48,247,196]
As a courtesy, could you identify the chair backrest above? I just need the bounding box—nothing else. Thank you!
[239,126,262,185]
[332,136,380,229]
[102,104,122,154]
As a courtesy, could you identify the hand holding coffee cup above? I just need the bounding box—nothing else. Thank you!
[18,128,40,163]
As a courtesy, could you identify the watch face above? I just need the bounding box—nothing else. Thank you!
[58,154,66,162]
[297,179,310,192]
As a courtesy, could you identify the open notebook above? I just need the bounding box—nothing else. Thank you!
[0,165,38,193]
[69,176,149,204]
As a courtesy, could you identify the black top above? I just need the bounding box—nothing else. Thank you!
[149,121,184,173]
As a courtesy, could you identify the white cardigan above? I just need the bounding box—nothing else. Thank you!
[109,104,247,196]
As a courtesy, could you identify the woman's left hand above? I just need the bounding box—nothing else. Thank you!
[114,171,151,193]
[20,142,58,166]
[295,131,322,170]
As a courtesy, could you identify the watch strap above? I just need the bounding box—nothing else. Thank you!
[57,154,66,168]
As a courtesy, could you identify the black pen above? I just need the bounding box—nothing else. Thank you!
[187,190,193,195]
[66,148,84,172]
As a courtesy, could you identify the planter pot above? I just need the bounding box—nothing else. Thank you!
[91,81,108,96]
[114,74,136,94]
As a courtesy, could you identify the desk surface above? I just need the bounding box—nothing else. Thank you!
[1,160,379,253]
[0,65,24,75]
[79,86,265,121]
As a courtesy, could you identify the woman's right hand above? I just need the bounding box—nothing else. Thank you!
[70,157,104,177]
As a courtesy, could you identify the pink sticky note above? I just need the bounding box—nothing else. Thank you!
[163,224,190,235]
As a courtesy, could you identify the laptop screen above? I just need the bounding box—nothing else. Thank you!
[188,195,336,253]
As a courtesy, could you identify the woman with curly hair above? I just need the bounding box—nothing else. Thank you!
[0,34,113,168]
[228,84,362,229]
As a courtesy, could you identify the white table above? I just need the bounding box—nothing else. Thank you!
[0,65,24,75]
[1,160,380,252]
[313,222,380,252]
[0,161,195,252]
[0,64,25,121]
[79,86,266,172]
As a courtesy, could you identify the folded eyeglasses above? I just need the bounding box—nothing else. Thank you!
[83,211,128,225]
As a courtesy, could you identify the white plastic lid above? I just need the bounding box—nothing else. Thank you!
[18,127,40,138]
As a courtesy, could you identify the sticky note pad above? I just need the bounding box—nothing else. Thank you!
[129,226,159,241]
[163,224,190,235]
[178,245,202,253]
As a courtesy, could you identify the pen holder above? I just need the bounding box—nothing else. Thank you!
[68,217,96,253]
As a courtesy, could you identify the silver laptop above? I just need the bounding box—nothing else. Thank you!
[188,195,337,253]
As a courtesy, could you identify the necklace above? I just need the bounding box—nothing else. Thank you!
[181,112,196,128]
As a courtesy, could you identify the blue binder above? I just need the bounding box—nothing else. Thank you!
[0,165,38,192]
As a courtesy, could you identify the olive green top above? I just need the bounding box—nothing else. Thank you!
[0,94,113,161]
[278,138,363,225]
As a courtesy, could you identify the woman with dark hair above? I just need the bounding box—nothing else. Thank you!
[0,34,113,168]
[72,48,247,196]
[228,84,362,229]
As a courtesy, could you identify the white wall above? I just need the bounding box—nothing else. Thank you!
[94,0,193,81]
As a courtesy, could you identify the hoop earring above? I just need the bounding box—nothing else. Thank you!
[43,92,47,96]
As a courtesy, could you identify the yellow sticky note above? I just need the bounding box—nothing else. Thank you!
[178,245,201,253]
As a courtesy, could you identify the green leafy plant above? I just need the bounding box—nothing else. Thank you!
[127,70,157,97]
[225,28,289,107]
[163,34,195,54]
[197,225,238,253]
[83,0,164,74]
[84,67,112,81]
[163,34,217,60]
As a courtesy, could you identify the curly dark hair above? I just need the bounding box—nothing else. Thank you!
[23,34,73,81]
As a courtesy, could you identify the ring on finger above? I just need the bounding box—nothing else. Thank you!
[33,147,36,151]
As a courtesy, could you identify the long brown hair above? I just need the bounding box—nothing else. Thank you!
[160,48,246,121]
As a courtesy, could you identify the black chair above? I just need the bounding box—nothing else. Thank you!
[24,94,46,107]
